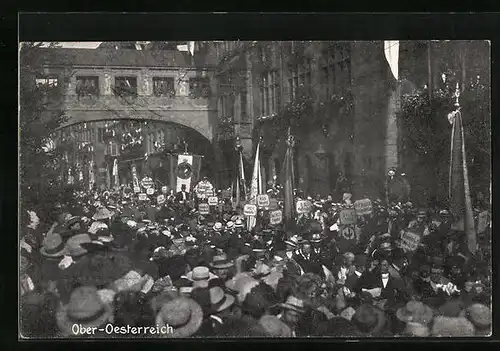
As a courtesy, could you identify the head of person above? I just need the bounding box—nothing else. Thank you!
[379,259,390,275]
[343,252,355,267]
[301,243,312,255]
[430,265,444,283]
[416,209,427,223]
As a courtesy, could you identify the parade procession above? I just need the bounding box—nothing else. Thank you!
[19,39,491,339]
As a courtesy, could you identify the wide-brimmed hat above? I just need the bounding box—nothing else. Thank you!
[92,208,115,221]
[379,242,392,251]
[259,315,292,337]
[352,304,388,336]
[185,266,217,287]
[56,286,113,335]
[284,236,300,248]
[460,304,492,330]
[155,297,204,338]
[65,233,92,257]
[310,233,322,243]
[252,263,272,278]
[396,301,434,325]
[209,286,235,313]
[210,253,234,269]
[40,233,68,258]
[431,316,475,336]
[278,296,306,314]
[403,322,430,337]
[234,219,244,228]
[213,222,223,231]
[226,221,235,230]
[64,216,82,229]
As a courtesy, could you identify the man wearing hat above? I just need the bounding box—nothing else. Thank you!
[408,209,430,236]
[209,253,234,285]
[277,295,307,337]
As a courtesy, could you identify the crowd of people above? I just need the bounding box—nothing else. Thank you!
[20,179,492,338]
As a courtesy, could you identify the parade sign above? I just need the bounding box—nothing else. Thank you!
[138,193,147,201]
[477,211,489,234]
[134,186,141,193]
[268,198,278,210]
[257,194,270,208]
[270,210,283,225]
[340,225,356,241]
[198,203,210,215]
[244,204,257,216]
[161,186,168,194]
[296,200,313,214]
[208,196,218,206]
[340,209,357,225]
[141,177,154,189]
[354,199,373,216]
[157,195,166,205]
[401,230,421,252]
[146,188,155,195]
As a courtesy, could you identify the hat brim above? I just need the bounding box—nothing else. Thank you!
[396,306,434,325]
[40,246,68,258]
[215,294,236,313]
[156,298,204,338]
[210,262,235,269]
[56,302,113,336]
[284,241,298,247]
[92,212,115,221]
[277,302,305,314]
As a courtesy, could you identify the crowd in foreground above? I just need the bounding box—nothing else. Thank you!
[20,183,492,338]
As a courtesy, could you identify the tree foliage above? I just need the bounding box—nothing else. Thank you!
[19,42,74,218]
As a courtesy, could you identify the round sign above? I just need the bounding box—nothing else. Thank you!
[177,161,192,180]
[141,177,154,189]
[341,226,356,240]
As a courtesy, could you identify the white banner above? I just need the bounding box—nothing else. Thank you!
[176,154,193,192]
[384,40,399,81]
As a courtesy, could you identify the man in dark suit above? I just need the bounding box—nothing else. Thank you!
[295,241,323,276]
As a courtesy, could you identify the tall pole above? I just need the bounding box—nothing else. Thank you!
[427,40,432,100]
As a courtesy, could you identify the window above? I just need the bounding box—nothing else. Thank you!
[288,65,299,101]
[219,94,235,121]
[147,132,155,154]
[153,77,175,98]
[270,71,281,113]
[114,76,137,97]
[189,77,211,99]
[260,72,270,117]
[240,91,248,122]
[260,70,281,117]
[105,141,120,156]
[76,76,99,97]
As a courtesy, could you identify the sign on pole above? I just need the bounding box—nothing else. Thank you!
[257,194,270,208]
[354,199,373,216]
[296,200,313,214]
[198,203,210,215]
[141,177,154,189]
[134,186,141,193]
[208,196,218,206]
[157,195,166,205]
[340,225,356,241]
[270,210,283,225]
[400,230,421,252]
[244,204,258,216]
[161,186,168,194]
[340,209,357,225]
[138,193,147,201]
[146,188,155,195]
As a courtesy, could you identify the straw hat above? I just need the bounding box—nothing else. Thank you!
[403,322,430,337]
[40,234,68,258]
[213,222,223,231]
[92,208,115,221]
[209,286,235,313]
[210,253,234,270]
[226,221,235,230]
[234,219,244,228]
[56,286,113,335]
[310,233,322,243]
[396,301,434,325]
[278,296,306,314]
[259,315,292,337]
[65,233,92,258]
[184,266,217,288]
[155,297,203,338]
[460,304,492,330]
[284,236,300,248]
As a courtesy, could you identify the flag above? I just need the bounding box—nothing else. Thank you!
[283,129,295,225]
[239,150,247,199]
[106,164,111,189]
[113,158,119,188]
[188,41,195,56]
[176,154,194,192]
[131,163,139,188]
[248,140,262,231]
[89,161,95,190]
[384,41,399,80]
[449,107,476,255]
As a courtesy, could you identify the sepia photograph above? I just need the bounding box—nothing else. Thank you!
[19,38,491,339]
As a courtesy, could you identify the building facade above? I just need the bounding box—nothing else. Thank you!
[33,47,224,189]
